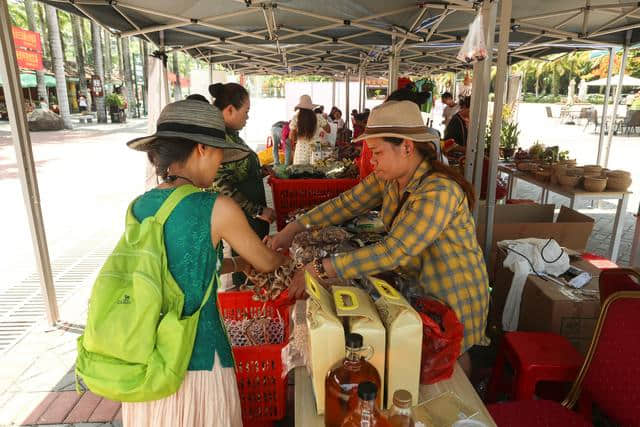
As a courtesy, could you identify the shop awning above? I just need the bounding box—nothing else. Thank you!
[587,74,640,87]
[0,72,57,88]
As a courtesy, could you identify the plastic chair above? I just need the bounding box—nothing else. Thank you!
[486,331,583,403]
[598,268,640,303]
[488,292,640,427]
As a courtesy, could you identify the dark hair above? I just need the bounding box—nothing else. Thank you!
[459,96,471,109]
[329,107,342,121]
[441,92,453,100]
[351,109,358,116]
[146,137,198,181]
[387,88,429,107]
[383,136,476,210]
[313,106,324,114]
[296,109,318,140]
[208,82,249,111]
[186,93,209,103]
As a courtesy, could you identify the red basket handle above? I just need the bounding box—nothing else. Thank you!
[266,135,274,149]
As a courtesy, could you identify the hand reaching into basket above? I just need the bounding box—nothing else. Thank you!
[264,220,305,252]
[257,206,277,224]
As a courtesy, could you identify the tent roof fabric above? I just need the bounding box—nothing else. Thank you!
[586,74,640,86]
[41,0,640,77]
[0,73,57,88]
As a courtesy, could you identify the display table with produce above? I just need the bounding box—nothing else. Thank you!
[293,302,497,427]
[498,163,631,262]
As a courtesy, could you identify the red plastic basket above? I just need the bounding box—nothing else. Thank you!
[268,176,359,230]
[218,291,291,424]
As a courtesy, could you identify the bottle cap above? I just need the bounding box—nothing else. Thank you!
[393,389,412,408]
[358,381,377,401]
[346,333,363,349]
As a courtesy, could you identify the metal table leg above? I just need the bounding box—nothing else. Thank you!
[630,202,640,267]
[609,193,630,263]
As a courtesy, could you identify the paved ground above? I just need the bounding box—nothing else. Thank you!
[0,101,638,425]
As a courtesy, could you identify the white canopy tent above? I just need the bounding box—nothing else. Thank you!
[587,74,640,86]
[2,0,640,324]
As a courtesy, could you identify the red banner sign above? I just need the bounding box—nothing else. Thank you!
[16,49,43,71]
[12,26,42,53]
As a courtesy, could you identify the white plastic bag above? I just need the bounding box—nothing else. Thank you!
[457,13,488,63]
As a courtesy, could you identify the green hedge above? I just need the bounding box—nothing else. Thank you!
[522,94,563,103]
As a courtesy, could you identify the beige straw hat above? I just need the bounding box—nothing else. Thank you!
[295,94,317,110]
[352,100,439,143]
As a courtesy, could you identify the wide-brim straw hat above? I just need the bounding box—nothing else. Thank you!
[126,99,250,163]
[353,101,439,144]
[295,94,317,110]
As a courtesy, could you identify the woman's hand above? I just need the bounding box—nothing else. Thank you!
[288,268,308,300]
[257,207,277,224]
[264,221,304,251]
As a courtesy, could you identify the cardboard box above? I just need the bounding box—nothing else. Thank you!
[491,251,602,354]
[477,204,595,279]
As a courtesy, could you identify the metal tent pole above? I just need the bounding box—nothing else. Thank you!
[604,31,632,168]
[345,70,350,128]
[484,0,513,260]
[472,0,498,220]
[362,68,367,111]
[332,78,336,109]
[465,61,484,182]
[0,0,58,325]
[597,47,614,165]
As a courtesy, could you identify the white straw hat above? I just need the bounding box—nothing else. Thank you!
[295,94,317,111]
[352,101,439,143]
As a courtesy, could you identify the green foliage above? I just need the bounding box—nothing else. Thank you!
[522,94,563,103]
[8,0,27,27]
[501,121,520,150]
[529,141,545,160]
[105,93,124,108]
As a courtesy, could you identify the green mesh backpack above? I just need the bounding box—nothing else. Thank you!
[76,184,215,402]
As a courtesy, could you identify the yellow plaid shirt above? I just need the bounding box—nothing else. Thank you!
[298,160,490,351]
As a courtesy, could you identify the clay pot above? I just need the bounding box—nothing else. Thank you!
[558,174,580,188]
[584,176,608,192]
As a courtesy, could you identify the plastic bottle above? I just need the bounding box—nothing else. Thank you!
[340,382,390,427]
[388,389,415,427]
[325,333,382,427]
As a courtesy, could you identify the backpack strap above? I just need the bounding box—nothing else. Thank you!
[154,185,201,225]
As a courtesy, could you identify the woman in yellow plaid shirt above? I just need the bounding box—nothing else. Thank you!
[267,100,490,375]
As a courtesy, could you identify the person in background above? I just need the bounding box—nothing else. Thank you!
[123,99,286,426]
[352,111,368,141]
[271,120,292,165]
[444,95,471,149]
[351,109,358,128]
[630,90,640,111]
[209,82,277,286]
[290,95,330,165]
[329,107,345,129]
[441,92,459,126]
[78,94,88,112]
[39,97,49,111]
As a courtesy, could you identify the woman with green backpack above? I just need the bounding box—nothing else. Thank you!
[113,99,286,426]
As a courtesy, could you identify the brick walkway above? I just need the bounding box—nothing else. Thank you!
[21,390,121,426]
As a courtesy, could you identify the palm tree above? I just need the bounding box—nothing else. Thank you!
[139,38,148,115]
[104,31,112,89]
[37,3,52,61]
[172,52,182,101]
[24,0,47,103]
[91,22,107,123]
[45,4,72,128]
[120,37,136,117]
[534,61,545,97]
[71,15,88,100]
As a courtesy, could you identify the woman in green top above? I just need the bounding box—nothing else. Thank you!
[209,83,277,285]
[123,99,286,426]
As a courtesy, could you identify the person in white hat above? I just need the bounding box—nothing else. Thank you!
[289,94,331,164]
[268,100,490,377]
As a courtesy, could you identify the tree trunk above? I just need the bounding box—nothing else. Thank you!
[37,3,51,65]
[45,5,72,128]
[71,15,88,99]
[139,38,148,116]
[104,31,111,90]
[91,22,107,123]
[120,37,136,117]
[24,0,48,103]
[535,76,539,97]
[552,69,559,97]
[56,10,66,62]
[172,52,182,101]
[117,37,123,86]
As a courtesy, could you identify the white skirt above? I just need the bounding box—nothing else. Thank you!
[122,353,242,427]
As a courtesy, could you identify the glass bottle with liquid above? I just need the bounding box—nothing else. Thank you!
[341,382,390,427]
[388,389,415,427]
[325,333,382,427]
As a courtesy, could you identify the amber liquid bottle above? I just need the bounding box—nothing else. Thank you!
[341,382,390,427]
[325,333,382,427]
[388,389,415,427]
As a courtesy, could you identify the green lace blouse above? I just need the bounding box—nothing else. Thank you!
[132,188,235,370]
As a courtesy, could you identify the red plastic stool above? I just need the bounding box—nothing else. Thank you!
[486,332,583,403]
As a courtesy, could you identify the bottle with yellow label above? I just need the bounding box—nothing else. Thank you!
[325,333,382,427]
